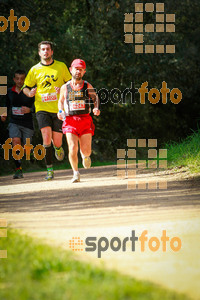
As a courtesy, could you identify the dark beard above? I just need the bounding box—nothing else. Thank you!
[73,74,82,80]
[44,56,52,62]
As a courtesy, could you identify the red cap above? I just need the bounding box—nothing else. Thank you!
[71,59,86,69]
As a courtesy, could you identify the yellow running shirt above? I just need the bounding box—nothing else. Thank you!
[24,60,71,113]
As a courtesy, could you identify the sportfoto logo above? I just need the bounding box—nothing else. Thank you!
[0,76,7,95]
[0,219,7,259]
[117,138,168,190]
[87,81,182,105]
[0,9,30,32]
[2,138,46,160]
[68,230,182,258]
[124,2,176,54]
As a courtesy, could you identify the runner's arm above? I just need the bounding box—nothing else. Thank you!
[87,83,100,116]
[23,87,37,98]
[57,84,67,120]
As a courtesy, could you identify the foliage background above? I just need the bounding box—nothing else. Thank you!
[0,0,199,166]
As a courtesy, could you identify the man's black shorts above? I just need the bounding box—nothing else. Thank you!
[36,111,63,133]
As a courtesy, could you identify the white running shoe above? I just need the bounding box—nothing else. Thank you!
[71,173,80,183]
[82,156,91,169]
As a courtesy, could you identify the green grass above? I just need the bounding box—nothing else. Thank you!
[0,229,190,300]
[166,129,200,173]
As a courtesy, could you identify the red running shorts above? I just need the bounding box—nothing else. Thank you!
[62,114,95,137]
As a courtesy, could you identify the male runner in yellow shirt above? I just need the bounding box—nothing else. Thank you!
[23,41,71,180]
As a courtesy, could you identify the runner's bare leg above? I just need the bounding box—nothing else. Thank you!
[40,126,52,145]
[52,131,63,148]
[66,133,79,171]
[79,133,92,158]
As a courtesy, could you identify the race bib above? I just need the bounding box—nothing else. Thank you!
[69,100,85,111]
[12,107,24,115]
[41,92,57,102]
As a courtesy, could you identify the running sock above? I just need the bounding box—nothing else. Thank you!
[80,152,90,160]
[14,159,21,169]
[15,167,22,171]
[73,170,79,176]
[13,150,22,168]
[47,167,53,171]
[54,146,62,150]
[44,144,53,167]
[80,150,85,159]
